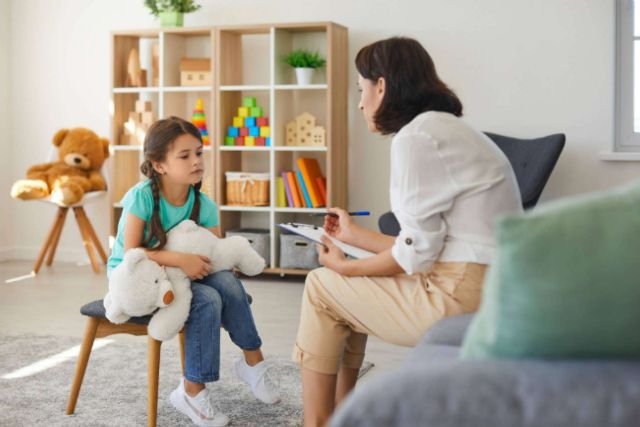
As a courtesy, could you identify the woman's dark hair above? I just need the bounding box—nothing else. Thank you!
[355,37,463,135]
[139,116,203,250]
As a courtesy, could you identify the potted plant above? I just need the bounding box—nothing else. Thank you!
[144,0,202,28]
[283,49,326,85]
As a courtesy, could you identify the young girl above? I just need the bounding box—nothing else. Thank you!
[107,116,279,427]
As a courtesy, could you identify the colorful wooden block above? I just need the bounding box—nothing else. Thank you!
[244,117,256,127]
[245,136,255,146]
[256,117,269,127]
[249,126,260,137]
[266,137,271,146]
[238,107,249,117]
[243,97,257,108]
[233,116,244,127]
[259,126,270,137]
[235,136,244,146]
[239,127,249,136]
[228,126,239,137]
[255,137,266,146]
[250,107,263,117]
[225,136,235,146]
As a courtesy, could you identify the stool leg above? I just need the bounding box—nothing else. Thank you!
[179,330,186,375]
[73,207,100,273]
[148,336,162,427]
[46,207,69,266]
[77,207,108,265]
[66,317,99,415]
[33,207,67,274]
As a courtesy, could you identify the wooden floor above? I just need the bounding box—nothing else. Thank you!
[0,260,409,382]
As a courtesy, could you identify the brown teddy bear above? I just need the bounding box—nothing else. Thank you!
[11,128,110,206]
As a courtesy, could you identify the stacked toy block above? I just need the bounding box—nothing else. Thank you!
[123,100,155,145]
[225,97,271,147]
[191,98,209,145]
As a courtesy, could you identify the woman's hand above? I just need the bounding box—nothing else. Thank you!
[178,253,212,280]
[317,235,348,274]
[323,207,357,244]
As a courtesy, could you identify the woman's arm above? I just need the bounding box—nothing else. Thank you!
[123,212,211,279]
[317,235,404,277]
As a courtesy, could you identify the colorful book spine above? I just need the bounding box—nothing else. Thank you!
[297,170,312,208]
[297,158,323,207]
[281,172,294,207]
[316,176,327,206]
[276,176,287,207]
[285,171,302,208]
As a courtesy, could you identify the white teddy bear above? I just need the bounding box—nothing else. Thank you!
[105,220,266,341]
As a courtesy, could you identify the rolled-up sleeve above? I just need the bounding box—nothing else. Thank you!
[390,135,457,274]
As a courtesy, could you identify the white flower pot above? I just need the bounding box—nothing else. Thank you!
[294,67,314,85]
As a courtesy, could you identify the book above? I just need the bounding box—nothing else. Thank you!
[315,176,327,206]
[285,171,302,208]
[276,176,287,207]
[278,222,375,259]
[296,170,313,208]
[281,172,294,207]
[297,158,325,207]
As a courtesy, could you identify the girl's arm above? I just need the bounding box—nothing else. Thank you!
[207,226,222,238]
[317,235,404,277]
[123,213,211,279]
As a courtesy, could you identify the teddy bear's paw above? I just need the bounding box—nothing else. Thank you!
[238,254,266,276]
[148,320,179,341]
[105,309,130,324]
[10,180,49,200]
[51,186,80,205]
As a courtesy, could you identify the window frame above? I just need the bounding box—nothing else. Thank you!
[615,0,640,150]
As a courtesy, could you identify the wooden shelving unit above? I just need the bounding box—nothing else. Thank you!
[109,23,348,275]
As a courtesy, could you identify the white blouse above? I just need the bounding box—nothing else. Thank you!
[389,111,522,274]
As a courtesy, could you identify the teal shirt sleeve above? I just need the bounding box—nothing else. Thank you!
[123,183,154,222]
[199,193,219,227]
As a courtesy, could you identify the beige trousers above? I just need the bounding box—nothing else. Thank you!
[292,262,487,375]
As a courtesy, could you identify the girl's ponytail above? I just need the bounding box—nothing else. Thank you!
[140,160,168,249]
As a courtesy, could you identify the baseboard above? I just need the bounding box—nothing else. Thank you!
[5,246,89,263]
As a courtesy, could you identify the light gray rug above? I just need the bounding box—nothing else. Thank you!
[0,335,373,427]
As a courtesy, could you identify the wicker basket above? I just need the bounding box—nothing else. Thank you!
[225,172,270,206]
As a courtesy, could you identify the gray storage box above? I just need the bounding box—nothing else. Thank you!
[280,232,321,270]
[225,228,270,264]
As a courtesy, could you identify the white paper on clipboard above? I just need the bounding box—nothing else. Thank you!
[278,223,375,259]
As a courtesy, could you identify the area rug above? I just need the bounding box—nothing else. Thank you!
[0,335,374,427]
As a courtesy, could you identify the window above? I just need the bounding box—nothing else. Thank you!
[615,0,640,150]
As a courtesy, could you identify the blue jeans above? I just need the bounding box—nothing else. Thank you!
[184,270,262,383]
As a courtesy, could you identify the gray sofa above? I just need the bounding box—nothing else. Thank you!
[331,314,640,427]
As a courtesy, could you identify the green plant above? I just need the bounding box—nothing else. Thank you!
[283,50,326,69]
[144,0,201,15]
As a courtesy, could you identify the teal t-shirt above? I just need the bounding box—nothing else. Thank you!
[107,180,219,274]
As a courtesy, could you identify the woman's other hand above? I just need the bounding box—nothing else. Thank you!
[323,207,356,244]
[179,253,212,280]
[317,235,347,273]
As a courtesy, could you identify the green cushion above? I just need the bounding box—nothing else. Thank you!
[461,181,640,359]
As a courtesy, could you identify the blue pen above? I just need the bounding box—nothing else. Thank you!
[309,211,370,217]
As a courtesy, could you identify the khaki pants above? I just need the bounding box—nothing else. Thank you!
[292,262,487,375]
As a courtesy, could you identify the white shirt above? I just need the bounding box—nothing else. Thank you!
[389,111,522,274]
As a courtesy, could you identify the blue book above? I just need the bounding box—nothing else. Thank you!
[296,170,312,208]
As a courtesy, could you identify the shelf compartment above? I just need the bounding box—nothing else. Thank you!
[274,27,328,86]
[274,90,327,148]
[275,151,327,209]
[218,90,271,149]
[163,31,213,88]
[273,211,324,270]
[217,28,271,87]
[113,34,160,88]
[163,91,213,146]
[219,210,271,245]
[111,92,159,147]
[111,150,142,204]
[217,150,271,206]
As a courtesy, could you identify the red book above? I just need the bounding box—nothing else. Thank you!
[297,158,325,207]
[315,176,327,206]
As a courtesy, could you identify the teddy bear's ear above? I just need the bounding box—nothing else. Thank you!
[101,138,110,159]
[124,248,148,273]
[52,129,69,147]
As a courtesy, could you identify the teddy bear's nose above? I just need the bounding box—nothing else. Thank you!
[73,157,81,164]
[163,290,174,305]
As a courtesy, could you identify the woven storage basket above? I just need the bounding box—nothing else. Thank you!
[225,172,270,206]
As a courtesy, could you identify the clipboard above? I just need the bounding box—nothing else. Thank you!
[278,223,375,259]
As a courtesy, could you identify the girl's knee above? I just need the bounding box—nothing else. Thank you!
[191,284,222,311]
[210,270,246,302]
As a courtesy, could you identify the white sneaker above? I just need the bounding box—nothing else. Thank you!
[169,379,230,427]
[235,358,281,404]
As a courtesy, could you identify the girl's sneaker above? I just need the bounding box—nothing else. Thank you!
[169,379,230,427]
[235,358,281,404]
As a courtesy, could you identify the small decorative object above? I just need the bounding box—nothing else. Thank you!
[143,0,201,28]
[180,57,212,86]
[286,112,326,147]
[225,172,270,206]
[152,44,160,86]
[225,97,271,147]
[125,48,147,87]
[191,98,209,145]
[123,100,155,145]
[283,49,326,85]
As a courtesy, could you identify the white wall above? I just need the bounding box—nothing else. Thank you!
[0,0,12,260]
[6,0,640,262]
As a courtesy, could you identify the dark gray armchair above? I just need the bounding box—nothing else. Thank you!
[378,132,565,236]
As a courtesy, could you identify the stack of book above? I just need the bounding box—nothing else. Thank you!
[277,158,327,208]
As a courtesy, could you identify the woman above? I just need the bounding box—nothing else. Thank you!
[292,37,522,426]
